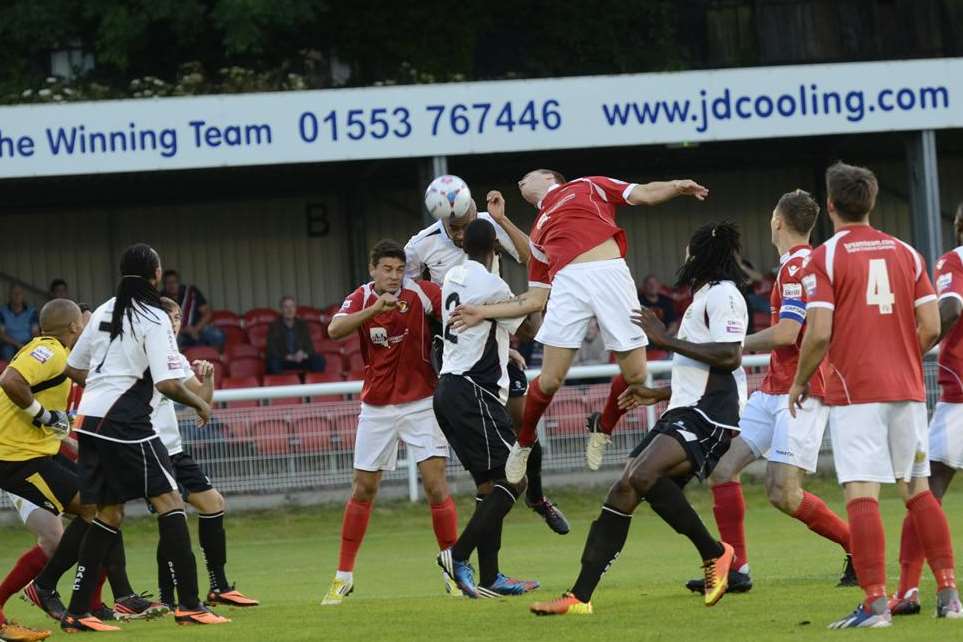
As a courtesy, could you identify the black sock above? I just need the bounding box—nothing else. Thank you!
[198,511,229,592]
[156,543,176,606]
[477,512,505,587]
[452,486,518,564]
[36,517,90,590]
[525,441,544,503]
[570,505,632,603]
[104,531,134,599]
[67,520,118,616]
[645,477,723,561]
[158,509,200,610]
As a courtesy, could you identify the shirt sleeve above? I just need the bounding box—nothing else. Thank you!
[404,236,426,280]
[492,277,525,333]
[585,176,637,206]
[66,312,98,370]
[334,288,365,317]
[419,281,442,319]
[491,218,522,263]
[801,249,834,311]
[705,284,748,344]
[527,250,551,289]
[9,343,66,387]
[936,252,963,305]
[145,316,186,385]
[778,260,808,324]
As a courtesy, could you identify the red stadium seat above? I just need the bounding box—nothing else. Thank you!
[226,343,260,361]
[220,325,249,349]
[249,418,292,456]
[314,338,343,354]
[543,396,588,436]
[346,369,365,382]
[211,309,242,327]
[291,408,331,453]
[319,349,343,373]
[306,321,325,345]
[184,346,222,364]
[209,360,226,388]
[326,408,359,452]
[646,348,671,361]
[297,306,325,323]
[221,376,261,409]
[243,307,279,327]
[229,357,264,380]
[246,324,270,351]
[263,373,303,406]
[322,303,342,317]
[753,311,772,330]
[305,371,345,402]
[345,351,365,373]
[341,333,361,353]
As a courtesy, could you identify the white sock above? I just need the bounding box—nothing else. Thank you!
[336,570,353,583]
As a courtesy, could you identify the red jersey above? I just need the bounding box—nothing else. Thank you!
[935,247,963,402]
[760,245,825,397]
[527,176,637,287]
[801,225,935,405]
[335,278,440,406]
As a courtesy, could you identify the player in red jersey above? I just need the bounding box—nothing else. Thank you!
[322,240,458,605]
[890,202,963,616]
[451,170,708,482]
[790,162,960,628]
[684,190,854,596]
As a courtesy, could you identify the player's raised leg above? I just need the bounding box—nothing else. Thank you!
[585,347,647,471]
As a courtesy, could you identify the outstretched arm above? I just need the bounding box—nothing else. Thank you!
[450,287,549,331]
[634,307,742,370]
[487,191,530,264]
[743,319,802,353]
[627,180,708,206]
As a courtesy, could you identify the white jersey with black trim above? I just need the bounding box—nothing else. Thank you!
[404,211,521,283]
[440,260,524,405]
[666,281,748,430]
[67,297,184,442]
[151,353,192,456]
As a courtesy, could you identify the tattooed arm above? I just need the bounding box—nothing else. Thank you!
[449,287,550,331]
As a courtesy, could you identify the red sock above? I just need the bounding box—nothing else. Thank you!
[599,375,628,434]
[846,497,887,605]
[897,511,926,597]
[430,496,458,550]
[711,482,748,570]
[517,377,553,447]
[791,491,851,553]
[907,491,956,590]
[338,499,373,573]
[90,569,108,611]
[0,545,48,608]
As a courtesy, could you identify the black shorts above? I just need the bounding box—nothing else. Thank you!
[507,361,527,399]
[77,420,178,505]
[628,408,733,484]
[171,452,214,498]
[0,456,78,515]
[434,375,516,485]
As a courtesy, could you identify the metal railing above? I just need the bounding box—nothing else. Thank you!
[1,354,942,511]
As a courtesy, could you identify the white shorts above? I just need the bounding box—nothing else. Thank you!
[5,492,41,524]
[739,391,830,473]
[353,397,449,472]
[929,402,963,469]
[829,402,930,484]
[536,259,648,353]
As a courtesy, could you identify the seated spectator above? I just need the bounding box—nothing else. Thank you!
[161,269,225,349]
[266,296,327,375]
[49,278,71,300]
[638,274,679,336]
[0,284,39,360]
[736,253,770,315]
[573,319,609,366]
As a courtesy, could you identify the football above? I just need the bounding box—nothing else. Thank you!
[424,175,472,221]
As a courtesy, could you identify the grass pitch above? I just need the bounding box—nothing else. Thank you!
[1,478,961,641]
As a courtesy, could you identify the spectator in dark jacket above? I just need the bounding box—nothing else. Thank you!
[161,269,225,350]
[266,296,327,375]
[638,274,679,336]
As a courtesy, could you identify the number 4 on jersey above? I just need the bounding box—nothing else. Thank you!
[866,258,895,314]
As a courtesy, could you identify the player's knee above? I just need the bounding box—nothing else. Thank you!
[97,504,126,527]
[621,366,647,387]
[351,480,379,503]
[608,476,640,507]
[538,372,563,395]
[627,465,660,498]
[764,477,796,514]
[193,490,225,514]
[422,481,449,505]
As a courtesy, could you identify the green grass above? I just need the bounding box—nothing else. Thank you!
[1,479,961,640]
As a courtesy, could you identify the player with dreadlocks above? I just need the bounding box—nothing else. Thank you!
[26,243,228,632]
[530,222,750,616]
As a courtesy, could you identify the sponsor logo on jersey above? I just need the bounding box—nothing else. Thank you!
[167,355,181,370]
[787,265,800,276]
[726,320,744,334]
[938,272,953,293]
[397,299,409,313]
[370,327,389,347]
[29,346,54,363]
[802,274,816,295]
[782,283,803,299]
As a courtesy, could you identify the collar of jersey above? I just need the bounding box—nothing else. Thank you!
[537,183,562,210]
[779,244,812,265]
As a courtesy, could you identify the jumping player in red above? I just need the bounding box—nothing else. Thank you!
[790,162,960,628]
[322,239,458,605]
[890,202,963,616]
[450,170,708,483]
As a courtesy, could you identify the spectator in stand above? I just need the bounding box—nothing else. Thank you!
[736,253,771,315]
[573,319,609,366]
[265,296,327,375]
[638,274,679,336]
[0,285,39,361]
[161,269,225,350]
[48,278,71,300]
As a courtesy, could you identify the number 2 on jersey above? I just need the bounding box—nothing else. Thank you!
[866,258,895,314]
[444,292,461,343]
